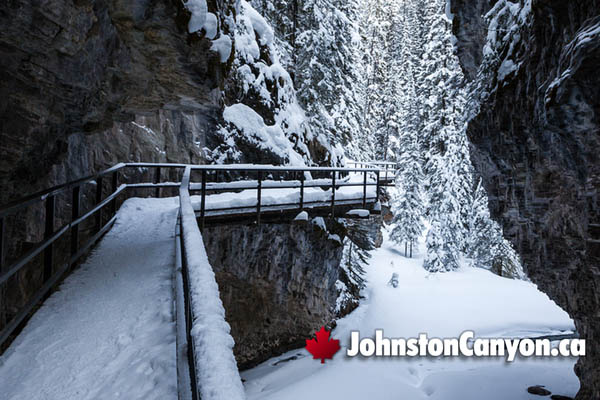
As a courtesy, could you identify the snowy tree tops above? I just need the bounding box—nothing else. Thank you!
[248,0,368,164]
[295,0,367,162]
[209,1,313,166]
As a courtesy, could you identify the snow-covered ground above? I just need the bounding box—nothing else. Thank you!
[242,229,579,400]
[0,198,179,400]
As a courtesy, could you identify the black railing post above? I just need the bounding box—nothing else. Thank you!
[331,170,336,218]
[376,171,381,200]
[154,167,161,198]
[200,170,207,230]
[95,177,103,232]
[0,217,4,272]
[0,216,3,329]
[300,171,305,210]
[111,171,119,216]
[44,195,55,282]
[71,186,80,258]
[363,171,368,209]
[179,218,200,400]
[257,171,263,225]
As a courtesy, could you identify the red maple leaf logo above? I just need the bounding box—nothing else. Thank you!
[305,326,341,364]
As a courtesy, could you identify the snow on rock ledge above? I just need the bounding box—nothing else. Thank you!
[223,104,305,166]
[210,0,336,166]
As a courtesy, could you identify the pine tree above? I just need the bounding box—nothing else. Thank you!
[420,0,473,272]
[423,220,461,273]
[360,0,394,161]
[388,0,428,255]
[490,231,524,279]
[295,0,367,163]
[337,219,374,314]
[389,136,425,256]
[466,180,525,279]
[249,0,297,66]
[466,180,498,267]
[331,0,368,160]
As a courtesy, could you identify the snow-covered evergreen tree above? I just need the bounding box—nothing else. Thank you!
[389,138,425,256]
[295,0,367,163]
[331,0,369,160]
[360,0,394,160]
[466,180,525,278]
[490,231,525,279]
[248,0,299,71]
[337,219,374,314]
[356,0,526,278]
[419,0,473,272]
[245,0,526,278]
[465,180,497,267]
[389,1,426,255]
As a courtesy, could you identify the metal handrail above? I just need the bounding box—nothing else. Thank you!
[0,164,127,219]
[178,167,201,400]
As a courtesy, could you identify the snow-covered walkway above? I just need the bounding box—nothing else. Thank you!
[0,198,179,400]
[242,229,580,400]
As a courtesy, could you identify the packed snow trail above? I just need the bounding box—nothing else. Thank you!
[0,198,179,400]
[242,229,580,400]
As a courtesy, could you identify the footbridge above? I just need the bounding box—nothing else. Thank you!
[0,161,395,400]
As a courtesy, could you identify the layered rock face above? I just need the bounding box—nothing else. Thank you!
[0,0,230,205]
[202,222,344,369]
[452,0,600,398]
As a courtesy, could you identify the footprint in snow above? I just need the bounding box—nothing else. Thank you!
[422,385,436,396]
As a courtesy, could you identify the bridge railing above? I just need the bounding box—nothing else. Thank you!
[347,160,398,184]
[0,161,392,399]
[184,165,385,228]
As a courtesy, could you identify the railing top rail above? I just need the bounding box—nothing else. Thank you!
[127,162,385,173]
[186,164,382,173]
[0,163,127,219]
[126,162,190,169]
[347,160,399,168]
